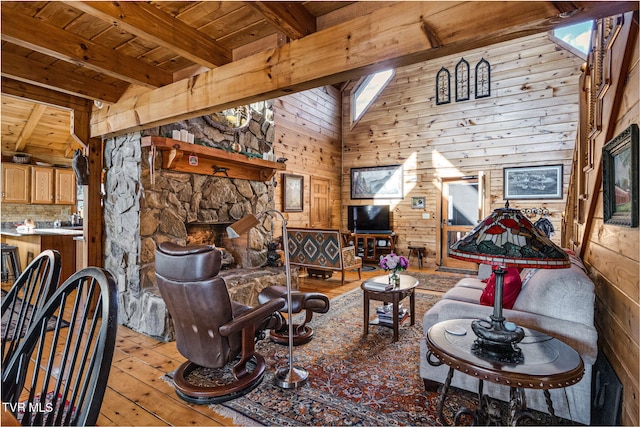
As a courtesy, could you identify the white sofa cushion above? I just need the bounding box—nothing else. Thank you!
[513,266,595,326]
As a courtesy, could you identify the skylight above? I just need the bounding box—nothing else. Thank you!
[554,20,593,54]
[352,69,394,122]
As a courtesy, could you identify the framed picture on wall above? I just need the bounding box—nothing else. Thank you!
[282,174,304,212]
[602,124,638,227]
[351,165,403,199]
[503,165,563,200]
[411,197,425,209]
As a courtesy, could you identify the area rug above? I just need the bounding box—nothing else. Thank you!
[0,289,67,339]
[401,272,464,293]
[166,288,563,426]
[209,288,439,425]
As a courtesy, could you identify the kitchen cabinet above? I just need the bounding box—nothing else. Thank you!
[354,233,397,263]
[29,166,76,205]
[31,166,54,204]
[55,169,76,204]
[1,163,30,203]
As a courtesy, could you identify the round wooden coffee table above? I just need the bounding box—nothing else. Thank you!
[361,274,418,342]
[426,319,584,425]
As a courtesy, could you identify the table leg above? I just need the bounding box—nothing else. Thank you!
[437,367,454,426]
[392,293,399,342]
[363,290,370,337]
[509,387,536,426]
[543,389,557,425]
[409,289,415,326]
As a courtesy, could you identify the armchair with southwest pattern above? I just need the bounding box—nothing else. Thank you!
[287,228,362,285]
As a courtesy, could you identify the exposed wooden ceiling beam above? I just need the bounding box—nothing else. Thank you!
[1,51,125,104]
[91,1,638,138]
[66,1,232,69]
[0,9,172,88]
[247,1,317,39]
[14,104,46,152]
[2,78,91,113]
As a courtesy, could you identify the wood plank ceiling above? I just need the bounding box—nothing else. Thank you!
[1,1,637,165]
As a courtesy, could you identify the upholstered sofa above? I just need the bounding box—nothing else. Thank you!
[287,228,362,285]
[420,255,597,425]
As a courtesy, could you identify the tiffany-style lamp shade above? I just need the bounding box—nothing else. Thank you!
[449,202,570,363]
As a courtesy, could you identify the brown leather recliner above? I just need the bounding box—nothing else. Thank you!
[155,242,285,404]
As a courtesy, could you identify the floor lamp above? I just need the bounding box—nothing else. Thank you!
[226,209,308,389]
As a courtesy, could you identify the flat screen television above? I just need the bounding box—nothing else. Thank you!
[347,205,392,233]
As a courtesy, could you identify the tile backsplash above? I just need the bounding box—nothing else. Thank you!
[1,203,72,225]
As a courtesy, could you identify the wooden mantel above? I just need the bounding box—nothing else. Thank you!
[141,136,285,181]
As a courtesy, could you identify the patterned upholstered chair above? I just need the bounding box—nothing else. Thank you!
[287,228,362,285]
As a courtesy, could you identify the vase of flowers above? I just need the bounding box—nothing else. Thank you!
[379,253,409,287]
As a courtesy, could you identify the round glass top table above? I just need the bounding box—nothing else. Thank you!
[426,319,584,425]
[361,274,419,342]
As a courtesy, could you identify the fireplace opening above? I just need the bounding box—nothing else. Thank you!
[186,223,237,269]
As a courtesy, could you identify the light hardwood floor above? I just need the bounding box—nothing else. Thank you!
[97,267,467,425]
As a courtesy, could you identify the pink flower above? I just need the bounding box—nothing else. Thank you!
[379,253,409,271]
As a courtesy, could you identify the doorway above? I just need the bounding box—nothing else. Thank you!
[439,176,483,271]
[310,177,331,228]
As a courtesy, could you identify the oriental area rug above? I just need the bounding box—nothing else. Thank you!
[165,289,564,426]
[210,289,439,426]
[402,272,464,293]
[0,289,68,338]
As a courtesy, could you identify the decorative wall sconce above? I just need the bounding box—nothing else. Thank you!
[475,58,491,98]
[436,67,450,105]
[455,58,470,101]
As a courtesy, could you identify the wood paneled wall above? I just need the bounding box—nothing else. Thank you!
[573,12,639,426]
[272,86,343,229]
[342,33,584,264]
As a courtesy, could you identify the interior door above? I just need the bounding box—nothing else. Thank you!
[310,177,331,228]
[440,177,481,271]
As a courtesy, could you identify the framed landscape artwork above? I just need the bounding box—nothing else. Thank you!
[503,165,563,200]
[351,165,403,199]
[282,174,304,212]
[602,124,638,227]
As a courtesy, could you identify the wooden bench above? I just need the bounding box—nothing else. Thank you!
[287,228,362,285]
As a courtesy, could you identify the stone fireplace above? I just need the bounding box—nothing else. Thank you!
[103,103,294,341]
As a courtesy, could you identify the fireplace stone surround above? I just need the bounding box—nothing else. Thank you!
[103,104,297,341]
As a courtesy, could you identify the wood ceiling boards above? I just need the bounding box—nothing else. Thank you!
[1,1,637,162]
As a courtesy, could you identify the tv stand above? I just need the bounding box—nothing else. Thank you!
[353,233,396,263]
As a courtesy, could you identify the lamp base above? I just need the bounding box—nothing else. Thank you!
[274,366,308,389]
[471,316,525,364]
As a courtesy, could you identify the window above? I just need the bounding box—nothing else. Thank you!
[352,69,394,122]
[553,20,593,55]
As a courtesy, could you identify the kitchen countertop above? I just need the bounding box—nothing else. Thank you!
[1,227,83,237]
